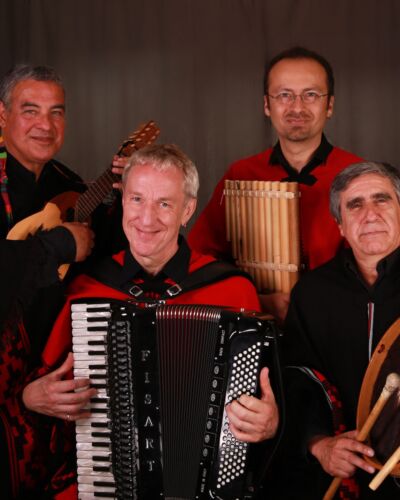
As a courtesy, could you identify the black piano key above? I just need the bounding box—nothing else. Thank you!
[92,431,111,438]
[94,493,115,497]
[88,340,106,346]
[93,465,111,472]
[93,442,110,448]
[93,455,111,462]
[91,422,109,428]
[93,481,116,487]
[89,364,107,370]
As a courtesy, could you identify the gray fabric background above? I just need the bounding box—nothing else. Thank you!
[1,0,399,224]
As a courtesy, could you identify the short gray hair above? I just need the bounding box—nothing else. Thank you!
[0,64,64,108]
[330,161,400,223]
[122,143,199,200]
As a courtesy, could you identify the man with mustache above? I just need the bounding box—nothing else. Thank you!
[0,64,100,498]
[188,47,362,322]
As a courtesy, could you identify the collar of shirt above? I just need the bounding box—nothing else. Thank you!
[119,235,191,290]
[343,246,400,291]
[269,134,333,185]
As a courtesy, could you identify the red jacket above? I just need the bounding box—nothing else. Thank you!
[43,248,260,369]
[188,146,362,270]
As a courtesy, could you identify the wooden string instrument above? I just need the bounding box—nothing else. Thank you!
[7,120,160,278]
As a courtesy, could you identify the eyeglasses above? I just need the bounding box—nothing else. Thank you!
[268,91,329,105]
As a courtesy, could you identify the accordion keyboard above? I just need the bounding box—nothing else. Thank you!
[72,302,117,499]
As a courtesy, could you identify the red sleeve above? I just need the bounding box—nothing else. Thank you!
[188,173,230,258]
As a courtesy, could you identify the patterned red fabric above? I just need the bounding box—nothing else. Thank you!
[0,317,74,497]
[311,369,360,500]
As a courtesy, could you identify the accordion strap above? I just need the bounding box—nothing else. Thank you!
[86,256,253,300]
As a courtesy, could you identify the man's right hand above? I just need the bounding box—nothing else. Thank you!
[308,431,376,478]
[62,222,94,262]
[259,292,290,324]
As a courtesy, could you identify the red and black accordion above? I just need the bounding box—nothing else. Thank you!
[71,299,282,499]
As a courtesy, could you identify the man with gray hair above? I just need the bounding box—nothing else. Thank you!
[280,162,400,498]
[22,143,280,498]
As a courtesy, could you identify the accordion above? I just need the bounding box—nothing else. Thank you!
[72,299,282,499]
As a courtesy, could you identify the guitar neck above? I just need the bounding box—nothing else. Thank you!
[74,167,119,222]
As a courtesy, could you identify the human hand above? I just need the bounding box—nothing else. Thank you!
[22,352,96,421]
[111,154,130,190]
[259,292,290,325]
[225,366,279,443]
[309,430,376,478]
[62,222,95,262]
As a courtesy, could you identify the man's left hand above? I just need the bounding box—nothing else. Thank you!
[225,366,279,442]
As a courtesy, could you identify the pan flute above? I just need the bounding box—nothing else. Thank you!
[71,299,282,499]
[224,180,301,293]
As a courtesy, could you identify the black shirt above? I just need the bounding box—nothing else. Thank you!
[281,247,400,499]
[269,134,333,185]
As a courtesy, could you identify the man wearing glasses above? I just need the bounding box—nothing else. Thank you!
[188,47,362,321]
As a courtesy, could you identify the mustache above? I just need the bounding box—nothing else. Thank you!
[285,111,312,120]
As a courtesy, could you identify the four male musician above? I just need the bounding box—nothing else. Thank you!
[22,144,280,497]
[281,162,400,499]
[188,47,362,322]
[3,49,400,500]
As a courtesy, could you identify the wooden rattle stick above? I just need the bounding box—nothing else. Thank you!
[323,372,400,500]
[369,446,400,491]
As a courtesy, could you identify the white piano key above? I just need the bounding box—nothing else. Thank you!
[73,344,106,353]
[74,356,107,370]
[72,310,111,320]
[74,368,107,378]
[78,464,114,481]
[78,475,115,485]
[72,320,109,328]
[73,353,107,362]
[78,483,115,493]
[77,449,111,460]
[76,434,111,445]
[71,303,112,312]
[79,493,115,500]
[73,335,106,344]
[72,329,108,338]
[77,458,111,468]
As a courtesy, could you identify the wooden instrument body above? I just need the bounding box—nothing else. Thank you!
[356,318,400,477]
[224,180,301,293]
[6,121,159,278]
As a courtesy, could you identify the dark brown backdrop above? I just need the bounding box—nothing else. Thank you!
[1,0,400,224]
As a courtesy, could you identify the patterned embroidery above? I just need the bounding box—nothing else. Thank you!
[0,151,13,229]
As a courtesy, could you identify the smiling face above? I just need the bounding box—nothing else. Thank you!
[122,163,196,275]
[338,173,400,264]
[264,58,334,144]
[0,79,65,175]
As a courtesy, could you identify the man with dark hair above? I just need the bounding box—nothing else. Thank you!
[0,63,121,498]
[188,46,362,322]
[281,162,400,499]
